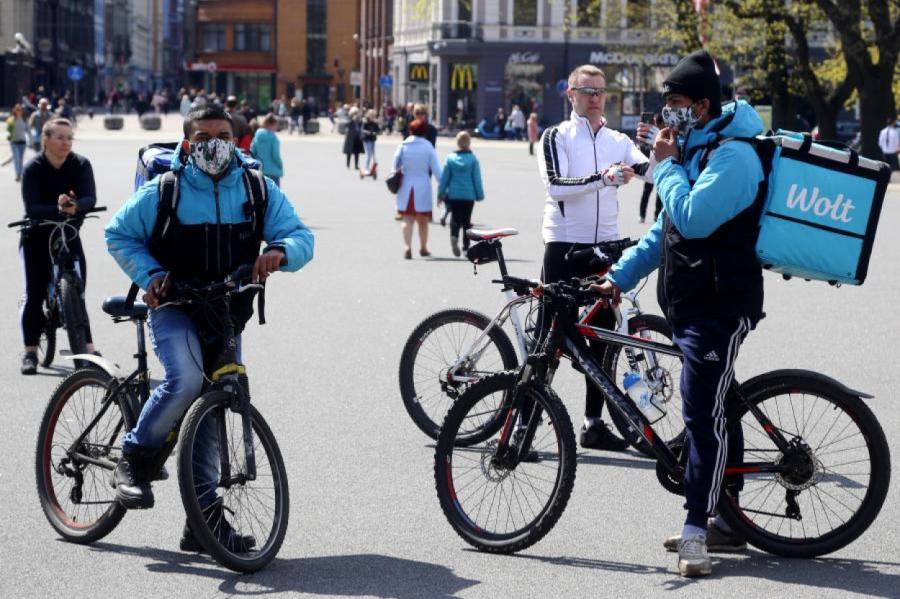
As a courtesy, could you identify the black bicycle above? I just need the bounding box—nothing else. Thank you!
[434,275,890,557]
[35,264,289,573]
[9,207,106,368]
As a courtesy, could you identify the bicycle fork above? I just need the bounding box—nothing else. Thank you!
[215,372,257,486]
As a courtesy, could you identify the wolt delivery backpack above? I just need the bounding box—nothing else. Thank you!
[703,132,889,286]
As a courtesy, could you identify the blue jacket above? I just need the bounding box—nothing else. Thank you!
[250,128,284,178]
[608,100,765,292]
[106,147,313,290]
[438,150,484,201]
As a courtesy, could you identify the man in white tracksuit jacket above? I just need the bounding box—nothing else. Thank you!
[536,63,652,451]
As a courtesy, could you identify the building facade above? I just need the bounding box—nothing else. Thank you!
[188,0,277,109]
[391,0,696,129]
[31,0,96,102]
[0,0,36,106]
[276,0,361,112]
[359,0,393,109]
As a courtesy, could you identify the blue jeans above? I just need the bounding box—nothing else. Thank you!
[122,306,241,506]
[10,142,26,179]
[363,139,375,169]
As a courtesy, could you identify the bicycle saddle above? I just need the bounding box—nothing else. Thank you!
[466,228,518,241]
[102,296,149,319]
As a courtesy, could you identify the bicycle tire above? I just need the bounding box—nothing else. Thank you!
[435,371,577,554]
[39,300,57,368]
[602,314,683,457]
[177,391,289,573]
[399,308,518,441]
[717,371,890,558]
[59,273,88,361]
[35,368,127,543]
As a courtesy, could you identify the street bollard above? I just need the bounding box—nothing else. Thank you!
[104,115,124,130]
[140,114,162,130]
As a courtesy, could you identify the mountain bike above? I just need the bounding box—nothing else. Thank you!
[399,228,682,454]
[35,264,289,573]
[434,275,890,557]
[9,207,106,368]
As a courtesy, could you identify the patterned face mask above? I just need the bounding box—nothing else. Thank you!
[190,138,234,176]
[661,104,700,135]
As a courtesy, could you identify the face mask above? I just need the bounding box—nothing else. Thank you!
[190,138,234,176]
[661,104,700,134]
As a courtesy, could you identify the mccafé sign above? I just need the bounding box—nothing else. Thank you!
[450,64,475,91]
[409,63,430,82]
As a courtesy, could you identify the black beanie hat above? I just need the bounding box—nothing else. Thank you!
[663,50,722,115]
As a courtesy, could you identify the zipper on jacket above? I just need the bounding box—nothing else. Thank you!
[214,182,221,275]
[228,223,233,270]
[587,121,601,243]
[204,224,210,272]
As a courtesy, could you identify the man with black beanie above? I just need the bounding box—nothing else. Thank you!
[597,49,767,577]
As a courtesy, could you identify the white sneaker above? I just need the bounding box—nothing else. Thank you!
[677,533,712,577]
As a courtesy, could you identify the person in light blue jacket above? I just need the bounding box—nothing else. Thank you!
[250,113,284,186]
[595,51,765,578]
[438,131,484,256]
[104,106,312,552]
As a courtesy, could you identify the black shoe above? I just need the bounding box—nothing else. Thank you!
[579,421,629,451]
[180,499,256,554]
[21,352,38,375]
[111,451,155,509]
[440,215,447,227]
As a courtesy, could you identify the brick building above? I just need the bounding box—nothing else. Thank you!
[276,0,361,112]
[359,0,393,110]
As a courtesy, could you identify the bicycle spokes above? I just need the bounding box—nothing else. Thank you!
[730,390,875,540]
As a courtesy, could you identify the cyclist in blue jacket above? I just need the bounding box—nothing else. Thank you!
[105,105,314,553]
[594,50,765,577]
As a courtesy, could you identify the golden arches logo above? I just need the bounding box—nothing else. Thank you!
[450,64,474,91]
[409,64,429,82]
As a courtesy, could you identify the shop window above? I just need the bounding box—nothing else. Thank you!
[458,0,472,21]
[504,63,544,117]
[513,0,537,26]
[307,0,327,74]
[235,23,272,52]
[201,24,226,52]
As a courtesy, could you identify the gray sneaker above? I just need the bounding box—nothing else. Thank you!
[677,533,712,577]
[664,522,747,553]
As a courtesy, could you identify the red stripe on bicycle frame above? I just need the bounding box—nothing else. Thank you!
[724,466,762,474]
[576,324,598,338]
[643,424,653,442]
[579,299,607,326]
[763,423,775,434]
[498,410,514,445]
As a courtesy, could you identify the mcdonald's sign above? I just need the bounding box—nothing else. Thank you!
[409,63,430,82]
[450,64,475,91]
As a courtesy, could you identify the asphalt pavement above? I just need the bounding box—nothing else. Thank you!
[0,115,897,598]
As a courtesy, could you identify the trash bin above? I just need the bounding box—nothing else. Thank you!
[304,119,320,134]
[140,114,161,130]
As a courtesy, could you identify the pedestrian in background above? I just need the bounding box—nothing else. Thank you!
[225,96,251,153]
[393,118,442,259]
[509,105,526,140]
[527,112,539,155]
[28,98,52,152]
[7,104,28,181]
[251,113,284,187]
[438,131,484,257]
[343,107,364,170]
[361,109,380,177]
[878,116,899,171]
[289,99,302,134]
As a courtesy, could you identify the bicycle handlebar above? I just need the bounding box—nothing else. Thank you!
[164,263,259,305]
[7,206,108,229]
[565,238,637,271]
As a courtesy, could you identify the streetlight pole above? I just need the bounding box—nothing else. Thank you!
[562,0,571,122]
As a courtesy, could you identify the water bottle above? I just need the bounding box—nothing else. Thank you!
[623,371,665,424]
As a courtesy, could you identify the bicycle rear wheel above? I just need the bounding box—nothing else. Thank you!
[35,368,127,543]
[177,391,289,573]
[602,314,683,457]
[718,371,890,558]
[59,273,88,363]
[399,308,518,441]
[435,372,577,553]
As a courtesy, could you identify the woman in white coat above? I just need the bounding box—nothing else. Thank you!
[393,118,442,259]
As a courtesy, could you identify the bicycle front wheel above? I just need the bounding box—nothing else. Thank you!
[59,273,88,360]
[602,314,683,457]
[177,391,289,573]
[435,372,577,554]
[718,371,891,558]
[35,368,127,543]
[399,309,518,441]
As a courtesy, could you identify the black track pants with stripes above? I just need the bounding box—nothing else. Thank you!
[673,316,752,526]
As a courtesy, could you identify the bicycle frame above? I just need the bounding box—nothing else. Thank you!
[499,300,795,481]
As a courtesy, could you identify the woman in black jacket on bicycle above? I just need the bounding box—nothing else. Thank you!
[19,117,98,374]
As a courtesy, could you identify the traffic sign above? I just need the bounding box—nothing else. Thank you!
[67,65,84,82]
[556,79,568,97]
[207,62,218,73]
[379,74,393,89]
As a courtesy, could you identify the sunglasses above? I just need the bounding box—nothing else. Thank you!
[571,86,607,98]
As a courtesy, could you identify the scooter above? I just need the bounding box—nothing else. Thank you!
[359,162,378,180]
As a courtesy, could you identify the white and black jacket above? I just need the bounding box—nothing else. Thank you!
[537,111,650,244]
